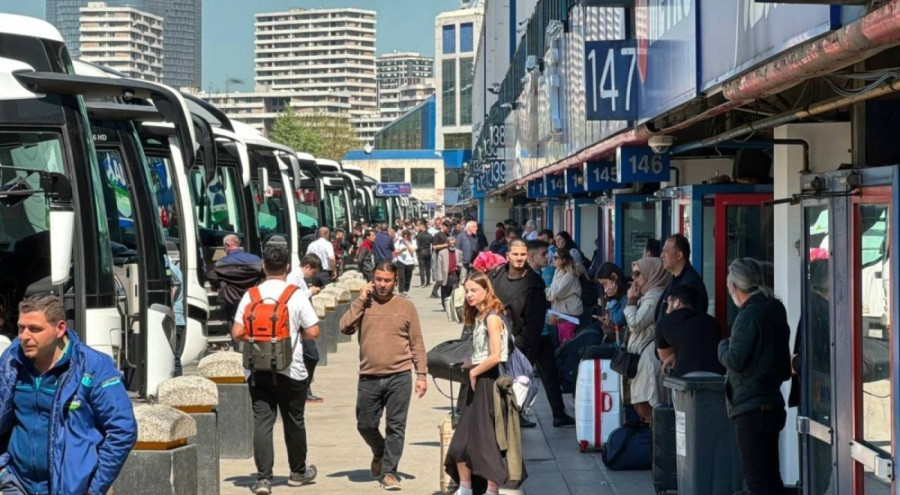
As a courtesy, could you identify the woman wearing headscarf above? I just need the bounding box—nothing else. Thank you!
[624,256,671,423]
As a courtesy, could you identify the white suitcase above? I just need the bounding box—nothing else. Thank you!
[575,358,622,452]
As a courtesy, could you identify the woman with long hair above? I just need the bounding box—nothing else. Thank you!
[596,262,630,343]
[554,231,585,266]
[445,271,511,495]
[547,248,582,343]
[624,257,670,423]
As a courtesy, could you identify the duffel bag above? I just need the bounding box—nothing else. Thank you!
[601,423,651,471]
[427,338,472,383]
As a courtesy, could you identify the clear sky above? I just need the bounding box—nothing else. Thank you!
[0,0,458,92]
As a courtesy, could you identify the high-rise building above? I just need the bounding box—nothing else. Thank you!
[79,2,164,82]
[376,52,435,121]
[435,5,483,150]
[47,0,201,88]
[254,8,378,119]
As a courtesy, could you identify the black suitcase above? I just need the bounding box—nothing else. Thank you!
[652,404,678,494]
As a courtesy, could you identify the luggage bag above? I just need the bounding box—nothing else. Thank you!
[575,359,622,452]
[652,404,678,494]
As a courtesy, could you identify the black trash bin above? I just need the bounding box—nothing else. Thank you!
[664,372,743,495]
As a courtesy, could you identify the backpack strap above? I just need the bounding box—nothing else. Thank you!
[278,285,300,307]
[245,286,264,342]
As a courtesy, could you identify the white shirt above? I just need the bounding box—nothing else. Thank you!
[306,237,335,271]
[525,230,538,241]
[394,238,417,265]
[235,279,319,380]
[285,270,312,299]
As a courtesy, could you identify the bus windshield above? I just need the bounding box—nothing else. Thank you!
[191,166,244,236]
[324,187,349,231]
[147,156,180,242]
[252,177,290,244]
[372,197,389,224]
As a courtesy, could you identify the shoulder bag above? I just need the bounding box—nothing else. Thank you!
[610,336,653,379]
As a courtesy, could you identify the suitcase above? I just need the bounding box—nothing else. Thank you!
[439,414,455,494]
[575,359,622,452]
[652,404,678,494]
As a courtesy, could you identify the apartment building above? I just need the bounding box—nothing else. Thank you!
[79,1,164,82]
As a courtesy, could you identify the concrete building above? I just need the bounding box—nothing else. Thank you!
[78,2,164,82]
[254,8,377,119]
[185,87,353,136]
[376,52,435,121]
[435,3,483,151]
[48,0,201,88]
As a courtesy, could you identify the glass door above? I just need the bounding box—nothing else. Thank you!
[799,203,835,495]
[713,194,774,331]
[851,188,893,494]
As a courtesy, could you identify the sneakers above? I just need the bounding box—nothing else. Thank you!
[251,479,271,495]
[306,392,324,404]
[287,465,317,486]
[519,415,537,429]
[370,455,384,478]
[380,473,402,491]
[553,414,576,427]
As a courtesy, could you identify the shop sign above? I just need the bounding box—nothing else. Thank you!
[526,179,545,199]
[616,146,670,183]
[544,173,565,198]
[565,168,585,195]
[585,39,638,121]
[700,1,837,90]
[583,161,621,191]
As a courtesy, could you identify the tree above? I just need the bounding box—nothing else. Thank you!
[269,107,359,161]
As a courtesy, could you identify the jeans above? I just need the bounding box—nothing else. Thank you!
[396,263,414,293]
[417,254,432,286]
[0,469,27,495]
[734,407,787,495]
[173,324,186,377]
[356,371,412,477]
[249,372,310,481]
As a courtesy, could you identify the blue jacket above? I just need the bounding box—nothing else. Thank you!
[373,231,394,262]
[0,330,137,494]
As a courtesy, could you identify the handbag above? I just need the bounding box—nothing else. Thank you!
[610,338,653,379]
[427,338,472,383]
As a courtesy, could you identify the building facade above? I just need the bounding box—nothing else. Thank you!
[79,2,164,82]
[254,8,378,119]
[376,52,435,121]
[435,5,483,151]
[48,0,201,88]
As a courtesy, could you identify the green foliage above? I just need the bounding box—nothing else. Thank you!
[269,107,359,161]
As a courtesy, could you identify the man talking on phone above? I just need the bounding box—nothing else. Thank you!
[339,261,428,491]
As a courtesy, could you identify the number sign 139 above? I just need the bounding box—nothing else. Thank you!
[616,145,670,183]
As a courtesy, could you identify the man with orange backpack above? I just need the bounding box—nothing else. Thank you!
[231,244,321,495]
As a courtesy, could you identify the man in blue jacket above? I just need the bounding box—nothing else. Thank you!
[0,293,137,494]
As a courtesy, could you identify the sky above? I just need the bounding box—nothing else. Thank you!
[0,0,458,92]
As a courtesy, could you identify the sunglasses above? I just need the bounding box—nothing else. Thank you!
[632,271,642,278]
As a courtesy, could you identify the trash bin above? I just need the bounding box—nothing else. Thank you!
[664,372,743,495]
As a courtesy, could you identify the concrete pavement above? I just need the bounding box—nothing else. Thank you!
[218,276,653,494]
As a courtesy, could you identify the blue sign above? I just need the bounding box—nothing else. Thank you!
[583,161,621,191]
[544,173,565,198]
[616,146,670,183]
[375,182,412,196]
[482,160,507,189]
[526,179,545,199]
[565,168,585,195]
[700,2,836,90]
[585,40,638,121]
[472,175,486,199]
[582,0,633,5]
[635,0,698,120]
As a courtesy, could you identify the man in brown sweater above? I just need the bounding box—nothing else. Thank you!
[339,261,428,491]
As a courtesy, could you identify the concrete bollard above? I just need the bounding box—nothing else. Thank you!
[158,376,220,495]
[197,351,253,459]
[316,293,338,354]
[323,286,352,344]
[311,297,328,367]
[113,405,198,495]
[339,270,363,281]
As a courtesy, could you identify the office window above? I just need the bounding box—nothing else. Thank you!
[444,168,463,188]
[444,133,471,150]
[442,59,456,126]
[459,57,474,125]
[460,23,474,52]
[442,25,456,54]
[411,168,435,188]
[381,168,405,183]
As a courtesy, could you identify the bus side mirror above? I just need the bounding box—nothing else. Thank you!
[43,173,75,286]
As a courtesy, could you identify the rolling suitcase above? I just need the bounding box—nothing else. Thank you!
[652,404,678,494]
[439,414,455,494]
[575,359,622,452]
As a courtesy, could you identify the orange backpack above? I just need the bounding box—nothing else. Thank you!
[242,285,299,374]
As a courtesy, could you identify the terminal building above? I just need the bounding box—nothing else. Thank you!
[467,1,900,493]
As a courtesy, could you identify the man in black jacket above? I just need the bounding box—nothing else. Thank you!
[491,239,574,428]
[207,234,263,349]
[655,234,709,323]
[415,220,433,287]
[655,285,725,377]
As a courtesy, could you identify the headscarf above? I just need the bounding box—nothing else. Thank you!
[632,257,670,296]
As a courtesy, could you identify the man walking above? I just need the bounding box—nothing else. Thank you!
[373,223,395,263]
[492,239,575,428]
[429,220,452,298]
[288,254,326,403]
[307,227,337,285]
[455,221,478,271]
[207,234,263,348]
[415,219,433,287]
[232,245,320,495]
[339,261,428,491]
[0,293,137,494]
[656,233,709,322]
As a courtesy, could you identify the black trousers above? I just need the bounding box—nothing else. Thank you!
[249,372,310,481]
[440,273,459,302]
[522,335,567,419]
[734,407,786,495]
[173,324,186,377]
[396,262,414,293]
[356,371,413,477]
[417,254,432,286]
